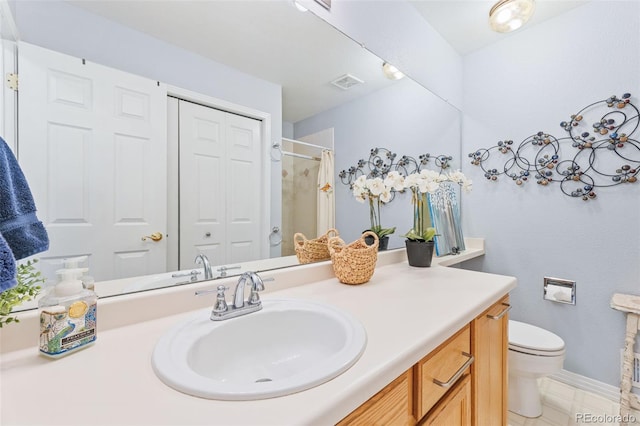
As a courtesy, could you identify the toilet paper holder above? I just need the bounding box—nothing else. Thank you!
[544,277,576,305]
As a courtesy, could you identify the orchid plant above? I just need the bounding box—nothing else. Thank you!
[352,171,404,239]
[402,170,472,242]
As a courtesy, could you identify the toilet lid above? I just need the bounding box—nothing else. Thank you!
[509,320,565,353]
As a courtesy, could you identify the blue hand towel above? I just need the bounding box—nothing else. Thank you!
[0,137,49,261]
[0,231,17,292]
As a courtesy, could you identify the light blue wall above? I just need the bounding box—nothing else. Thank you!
[294,78,460,247]
[462,2,640,387]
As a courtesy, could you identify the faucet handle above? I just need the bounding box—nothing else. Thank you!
[248,274,273,305]
[217,265,241,277]
[172,270,201,281]
[212,285,229,313]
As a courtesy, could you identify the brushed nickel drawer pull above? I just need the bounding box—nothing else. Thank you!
[487,303,511,320]
[433,352,474,388]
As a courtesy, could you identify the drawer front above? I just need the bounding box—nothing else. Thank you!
[338,369,414,426]
[415,325,472,419]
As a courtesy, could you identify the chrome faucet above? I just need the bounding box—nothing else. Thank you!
[194,254,213,280]
[233,271,265,309]
[195,271,272,321]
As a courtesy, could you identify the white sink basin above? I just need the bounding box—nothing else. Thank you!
[151,298,367,400]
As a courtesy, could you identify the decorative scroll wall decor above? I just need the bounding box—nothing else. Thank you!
[339,147,452,191]
[468,93,639,201]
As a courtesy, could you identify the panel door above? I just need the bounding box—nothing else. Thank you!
[178,100,226,268]
[421,375,471,426]
[178,100,263,268]
[18,42,167,281]
[225,112,262,263]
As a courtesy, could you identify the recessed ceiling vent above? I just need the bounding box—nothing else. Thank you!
[331,74,364,90]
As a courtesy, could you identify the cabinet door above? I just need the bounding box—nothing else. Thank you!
[471,296,510,426]
[420,374,471,426]
[337,369,415,426]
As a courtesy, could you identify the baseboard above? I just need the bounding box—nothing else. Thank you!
[551,369,621,402]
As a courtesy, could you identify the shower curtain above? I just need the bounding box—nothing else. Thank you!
[317,149,335,235]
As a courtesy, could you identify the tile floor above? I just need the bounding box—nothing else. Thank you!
[508,378,640,426]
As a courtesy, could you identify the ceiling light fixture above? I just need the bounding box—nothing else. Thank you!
[489,0,535,33]
[382,62,404,80]
[291,0,308,12]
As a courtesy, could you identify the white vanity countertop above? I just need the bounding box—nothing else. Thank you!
[0,251,516,425]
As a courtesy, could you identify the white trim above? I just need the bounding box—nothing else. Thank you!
[166,85,272,260]
[551,369,621,402]
[0,0,19,41]
[1,39,16,152]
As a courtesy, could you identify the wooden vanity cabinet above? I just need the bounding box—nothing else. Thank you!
[337,369,415,426]
[338,296,509,426]
[471,296,510,426]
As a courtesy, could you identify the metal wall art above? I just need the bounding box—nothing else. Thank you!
[468,93,639,201]
[339,147,452,191]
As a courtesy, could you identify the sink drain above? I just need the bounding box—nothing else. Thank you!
[255,378,273,383]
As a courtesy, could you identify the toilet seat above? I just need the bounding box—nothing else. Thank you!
[509,320,565,357]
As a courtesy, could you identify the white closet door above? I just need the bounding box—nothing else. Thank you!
[226,112,262,263]
[18,42,167,281]
[178,100,227,268]
[178,100,263,268]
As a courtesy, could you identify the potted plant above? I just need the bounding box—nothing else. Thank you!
[351,172,403,250]
[0,259,44,327]
[402,170,472,267]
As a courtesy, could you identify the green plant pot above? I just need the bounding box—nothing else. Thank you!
[365,235,389,251]
[405,239,434,267]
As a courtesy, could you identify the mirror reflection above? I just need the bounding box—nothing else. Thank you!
[7,0,461,305]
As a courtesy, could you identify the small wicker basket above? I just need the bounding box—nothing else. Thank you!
[294,228,340,264]
[328,231,379,285]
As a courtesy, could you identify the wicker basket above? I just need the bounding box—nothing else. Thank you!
[327,231,379,285]
[294,228,340,264]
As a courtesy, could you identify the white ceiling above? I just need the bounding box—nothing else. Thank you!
[411,0,588,55]
[67,0,396,123]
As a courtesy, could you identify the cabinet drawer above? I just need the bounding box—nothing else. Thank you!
[338,369,414,426]
[414,325,472,420]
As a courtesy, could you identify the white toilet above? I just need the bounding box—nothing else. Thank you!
[508,320,566,418]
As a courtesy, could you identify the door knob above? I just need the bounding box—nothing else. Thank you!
[141,232,163,242]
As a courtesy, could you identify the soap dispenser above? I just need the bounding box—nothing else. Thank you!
[38,258,97,357]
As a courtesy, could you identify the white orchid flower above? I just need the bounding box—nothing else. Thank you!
[418,178,440,194]
[384,171,405,191]
[403,173,420,190]
[379,188,392,203]
[461,178,473,193]
[420,169,442,182]
[352,186,367,202]
[353,175,367,190]
[367,177,385,196]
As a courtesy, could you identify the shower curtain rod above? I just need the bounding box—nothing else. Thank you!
[282,150,321,161]
[281,137,330,151]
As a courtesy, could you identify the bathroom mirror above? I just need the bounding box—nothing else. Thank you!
[8,0,461,305]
